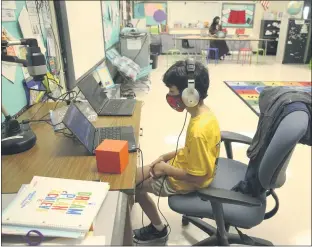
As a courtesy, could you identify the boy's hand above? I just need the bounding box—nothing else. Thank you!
[150,161,168,178]
[149,156,164,168]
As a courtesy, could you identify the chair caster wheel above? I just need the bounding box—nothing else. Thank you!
[182,217,189,226]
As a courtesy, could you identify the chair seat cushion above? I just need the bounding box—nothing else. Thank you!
[168,158,267,229]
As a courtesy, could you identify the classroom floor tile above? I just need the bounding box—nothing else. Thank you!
[131,55,311,245]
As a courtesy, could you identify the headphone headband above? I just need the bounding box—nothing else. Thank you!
[186,58,195,76]
[181,58,199,108]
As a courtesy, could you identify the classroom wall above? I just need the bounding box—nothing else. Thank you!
[143,1,304,50]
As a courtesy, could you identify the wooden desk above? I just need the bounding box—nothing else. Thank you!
[2,102,142,194]
[174,35,272,58]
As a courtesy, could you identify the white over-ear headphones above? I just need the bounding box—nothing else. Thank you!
[181,58,200,108]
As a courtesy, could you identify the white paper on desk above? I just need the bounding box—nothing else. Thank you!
[127,39,141,50]
[1,62,17,83]
[2,9,16,22]
[17,184,29,196]
[2,1,16,9]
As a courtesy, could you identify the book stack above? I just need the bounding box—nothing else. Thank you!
[2,176,109,241]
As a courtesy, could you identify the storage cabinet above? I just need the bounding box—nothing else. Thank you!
[259,20,281,55]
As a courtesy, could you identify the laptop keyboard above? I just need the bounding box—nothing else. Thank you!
[99,127,122,141]
[105,100,124,112]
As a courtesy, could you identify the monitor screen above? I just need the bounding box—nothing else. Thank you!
[77,73,108,112]
[55,1,105,90]
[63,104,96,153]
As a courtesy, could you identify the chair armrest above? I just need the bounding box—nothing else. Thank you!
[221,131,253,145]
[198,187,262,207]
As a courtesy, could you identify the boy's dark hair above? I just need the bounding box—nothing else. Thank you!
[163,60,209,100]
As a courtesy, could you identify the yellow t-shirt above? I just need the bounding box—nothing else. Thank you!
[168,110,221,192]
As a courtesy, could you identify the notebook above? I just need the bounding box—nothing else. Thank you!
[2,231,105,245]
[2,176,109,237]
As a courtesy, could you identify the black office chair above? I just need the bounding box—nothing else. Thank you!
[169,111,309,246]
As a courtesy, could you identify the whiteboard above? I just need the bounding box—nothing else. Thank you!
[55,1,105,90]
[168,1,221,27]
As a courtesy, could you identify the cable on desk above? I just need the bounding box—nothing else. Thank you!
[156,111,188,240]
[53,91,78,110]
[30,97,49,120]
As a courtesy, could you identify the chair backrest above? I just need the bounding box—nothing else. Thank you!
[258,111,309,190]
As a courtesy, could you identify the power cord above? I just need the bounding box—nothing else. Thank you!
[22,119,75,140]
[30,90,78,121]
[157,111,188,239]
[136,148,145,230]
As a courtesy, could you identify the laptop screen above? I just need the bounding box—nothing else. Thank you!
[63,103,96,153]
[77,73,108,112]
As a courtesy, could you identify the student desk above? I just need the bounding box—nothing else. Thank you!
[174,35,272,57]
[2,101,142,194]
[2,101,142,245]
[2,191,128,245]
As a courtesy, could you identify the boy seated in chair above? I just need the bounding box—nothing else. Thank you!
[134,59,221,244]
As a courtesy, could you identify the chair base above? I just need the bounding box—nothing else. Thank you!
[183,216,273,246]
[194,234,273,246]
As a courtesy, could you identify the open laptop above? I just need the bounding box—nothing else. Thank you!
[77,73,136,116]
[62,103,137,154]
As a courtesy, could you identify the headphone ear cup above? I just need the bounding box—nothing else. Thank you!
[181,88,200,107]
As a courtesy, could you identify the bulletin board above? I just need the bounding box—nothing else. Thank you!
[2,1,27,121]
[1,0,55,121]
[102,1,121,50]
[221,3,256,28]
[133,1,167,26]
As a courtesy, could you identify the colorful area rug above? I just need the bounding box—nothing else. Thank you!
[224,81,312,115]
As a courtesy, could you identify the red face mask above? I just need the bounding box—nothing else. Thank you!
[166,94,186,112]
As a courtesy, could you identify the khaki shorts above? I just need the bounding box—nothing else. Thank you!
[136,176,177,197]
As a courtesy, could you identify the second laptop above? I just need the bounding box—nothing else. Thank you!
[77,73,136,116]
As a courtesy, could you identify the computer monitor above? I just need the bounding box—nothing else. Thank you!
[54,1,105,90]
[62,104,95,153]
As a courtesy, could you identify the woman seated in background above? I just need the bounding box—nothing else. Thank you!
[208,16,230,60]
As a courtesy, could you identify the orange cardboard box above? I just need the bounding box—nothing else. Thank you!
[95,139,129,174]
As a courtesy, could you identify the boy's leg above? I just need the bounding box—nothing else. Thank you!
[135,166,163,226]
[134,166,168,243]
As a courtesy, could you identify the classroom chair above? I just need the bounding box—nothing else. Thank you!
[237,48,252,65]
[206,47,219,65]
[167,49,182,68]
[169,110,309,246]
[256,48,266,64]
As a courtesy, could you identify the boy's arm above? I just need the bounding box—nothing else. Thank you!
[161,149,183,162]
[164,164,207,183]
